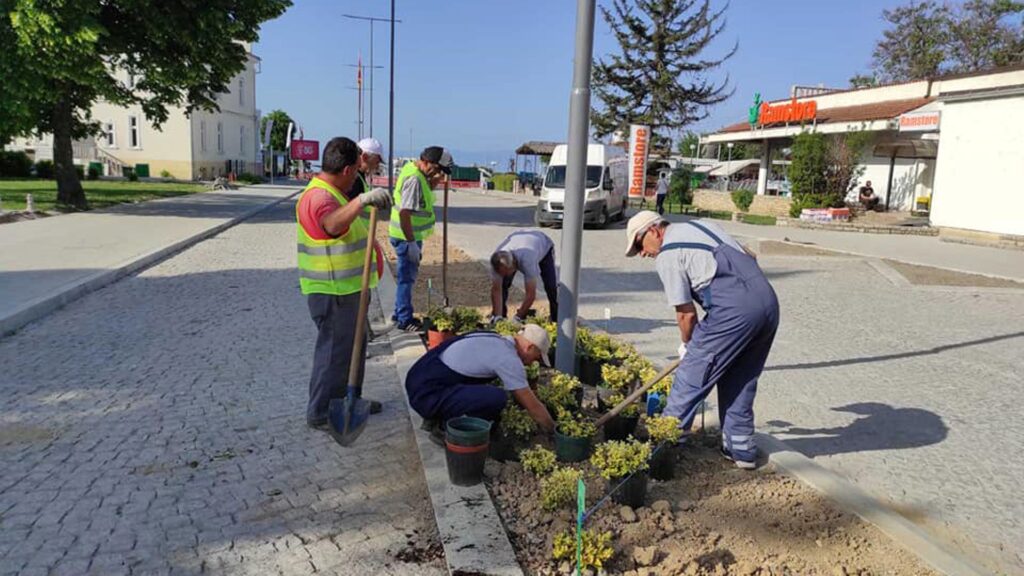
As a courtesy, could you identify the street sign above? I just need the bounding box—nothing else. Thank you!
[899,111,941,132]
[290,139,320,161]
[628,124,650,198]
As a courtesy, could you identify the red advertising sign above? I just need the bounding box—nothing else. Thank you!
[290,139,319,161]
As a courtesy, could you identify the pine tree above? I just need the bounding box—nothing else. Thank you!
[591,0,735,146]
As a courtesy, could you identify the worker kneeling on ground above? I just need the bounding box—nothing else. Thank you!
[405,325,556,437]
[489,230,558,323]
[624,210,779,469]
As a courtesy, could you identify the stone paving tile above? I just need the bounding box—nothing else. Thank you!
[0,203,445,576]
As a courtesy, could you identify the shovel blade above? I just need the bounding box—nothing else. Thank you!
[328,396,370,447]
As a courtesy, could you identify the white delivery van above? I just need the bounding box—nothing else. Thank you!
[535,144,628,228]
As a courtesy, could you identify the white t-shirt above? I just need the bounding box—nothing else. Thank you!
[440,333,528,391]
[654,220,744,306]
[656,178,668,196]
[491,230,554,282]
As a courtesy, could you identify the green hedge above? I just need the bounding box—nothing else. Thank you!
[730,189,754,212]
[492,173,516,192]
[0,151,33,177]
[34,160,55,179]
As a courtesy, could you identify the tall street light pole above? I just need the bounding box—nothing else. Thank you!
[344,14,402,138]
[555,0,597,375]
[726,142,734,192]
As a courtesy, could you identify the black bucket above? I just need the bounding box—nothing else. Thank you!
[648,444,676,481]
[603,414,639,441]
[445,440,490,486]
[609,472,648,508]
[578,357,603,386]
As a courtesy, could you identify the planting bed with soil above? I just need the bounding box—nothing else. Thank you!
[488,430,934,575]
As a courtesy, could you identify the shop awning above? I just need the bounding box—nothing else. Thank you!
[873,139,939,159]
[708,159,760,177]
[515,141,561,156]
[719,97,934,133]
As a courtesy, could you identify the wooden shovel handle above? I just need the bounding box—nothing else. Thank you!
[347,207,378,390]
[594,358,681,429]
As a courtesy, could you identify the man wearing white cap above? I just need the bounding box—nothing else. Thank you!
[404,324,556,434]
[624,210,779,469]
[355,137,384,198]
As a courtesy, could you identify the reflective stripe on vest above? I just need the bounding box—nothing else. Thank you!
[389,162,436,240]
[296,176,378,296]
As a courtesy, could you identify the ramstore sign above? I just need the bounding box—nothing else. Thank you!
[749,93,818,126]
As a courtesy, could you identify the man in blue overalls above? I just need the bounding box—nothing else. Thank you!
[405,325,556,435]
[625,210,779,469]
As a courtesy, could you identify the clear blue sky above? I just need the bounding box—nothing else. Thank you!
[255,0,898,167]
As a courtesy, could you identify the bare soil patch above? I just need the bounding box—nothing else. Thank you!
[884,259,1024,288]
[489,432,935,576]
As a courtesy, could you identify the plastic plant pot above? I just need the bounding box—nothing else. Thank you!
[603,414,639,441]
[445,440,489,486]
[609,471,648,508]
[554,427,592,463]
[445,416,492,447]
[648,444,677,481]
[427,329,455,350]
[489,430,524,463]
[578,357,603,386]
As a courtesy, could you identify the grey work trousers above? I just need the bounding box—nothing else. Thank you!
[306,292,367,424]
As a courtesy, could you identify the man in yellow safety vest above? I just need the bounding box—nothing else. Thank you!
[296,137,393,429]
[388,146,453,332]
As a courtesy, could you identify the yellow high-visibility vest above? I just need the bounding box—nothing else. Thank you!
[388,162,436,241]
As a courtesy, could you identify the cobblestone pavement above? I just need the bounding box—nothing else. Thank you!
[0,203,444,576]
[442,190,1024,574]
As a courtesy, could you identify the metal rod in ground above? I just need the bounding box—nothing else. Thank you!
[554,0,597,376]
[443,175,450,307]
[594,358,680,428]
[386,1,395,197]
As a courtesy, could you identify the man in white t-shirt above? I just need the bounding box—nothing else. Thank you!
[489,230,558,322]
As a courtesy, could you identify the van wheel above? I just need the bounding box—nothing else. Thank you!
[597,207,609,229]
[615,199,628,222]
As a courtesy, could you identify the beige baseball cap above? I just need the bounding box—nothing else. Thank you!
[519,324,552,367]
[625,210,663,257]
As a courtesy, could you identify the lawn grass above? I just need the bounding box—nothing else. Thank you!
[0,178,207,212]
[740,213,777,226]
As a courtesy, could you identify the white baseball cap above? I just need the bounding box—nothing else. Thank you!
[357,138,383,157]
[519,324,552,367]
[624,210,664,257]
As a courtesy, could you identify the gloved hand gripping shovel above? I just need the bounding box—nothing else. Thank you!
[328,207,379,447]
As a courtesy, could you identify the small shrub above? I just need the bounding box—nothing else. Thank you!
[590,438,651,479]
[556,408,595,439]
[538,372,581,411]
[451,306,482,333]
[34,160,55,179]
[75,165,85,179]
[427,307,455,332]
[525,361,540,382]
[492,173,517,192]
[160,169,173,179]
[645,415,683,444]
[236,171,264,184]
[492,318,520,336]
[539,466,582,511]
[520,445,556,477]
[600,364,634,391]
[731,189,754,213]
[87,166,100,180]
[0,151,33,177]
[576,328,618,362]
[606,392,641,417]
[552,528,614,570]
[668,166,692,207]
[500,402,537,441]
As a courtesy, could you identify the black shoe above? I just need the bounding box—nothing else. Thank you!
[421,419,445,447]
[397,318,424,333]
[307,417,329,430]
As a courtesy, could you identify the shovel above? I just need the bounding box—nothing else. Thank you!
[328,207,379,447]
[594,358,681,429]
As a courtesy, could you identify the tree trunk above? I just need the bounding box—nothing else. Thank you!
[53,99,86,210]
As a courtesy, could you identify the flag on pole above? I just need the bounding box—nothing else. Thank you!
[357,54,363,89]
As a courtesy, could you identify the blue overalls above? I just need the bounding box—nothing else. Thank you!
[662,221,780,462]
[405,333,510,423]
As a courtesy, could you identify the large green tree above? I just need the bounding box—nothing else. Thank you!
[591,0,735,143]
[871,1,951,82]
[948,0,1024,71]
[1,0,290,209]
[260,109,296,152]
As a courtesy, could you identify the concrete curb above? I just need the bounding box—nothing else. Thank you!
[0,189,301,337]
[756,433,990,576]
[377,265,523,576]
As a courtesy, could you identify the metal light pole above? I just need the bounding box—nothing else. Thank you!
[344,14,403,138]
[689,144,695,166]
[555,0,596,376]
[387,1,395,196]
[726,142,734,192]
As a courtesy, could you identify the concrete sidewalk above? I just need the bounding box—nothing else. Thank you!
[0,185,300,336]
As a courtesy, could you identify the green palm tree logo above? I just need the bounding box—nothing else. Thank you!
[748,93,762,126]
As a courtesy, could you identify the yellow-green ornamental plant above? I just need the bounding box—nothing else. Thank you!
[540,466,583,511]
[645,415,683,444]
[600,364,635,391]
[500,402,537,441]
[427,307,455,332]
[492,318,521,336]
[520,445,557,477]
[606,392,641,417]
[552,528,614,570]
[525,361,540,382]
[538,372,581,410]
[556,408,596,439]
[590,438,652,479]
[452,307,483,334]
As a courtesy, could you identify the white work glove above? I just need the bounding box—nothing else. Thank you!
[678,342,688,361]
[405,241,421,263]
[488,315,505,325]
[360,187,392,210]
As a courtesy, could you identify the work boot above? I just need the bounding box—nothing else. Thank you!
[421,418,445,447]
[307,417,329,431]
[720,447,757,470]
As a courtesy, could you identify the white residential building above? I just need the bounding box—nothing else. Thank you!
[7,47,262,180]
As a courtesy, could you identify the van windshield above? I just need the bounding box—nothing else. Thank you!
[544,166,603,189]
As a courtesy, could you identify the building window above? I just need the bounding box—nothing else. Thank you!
[200,121,207,152]
[104,122,116,147]
[217,122,224,153]
[239,125,246,155]
[128,116,141,148]
[239,78,245,107]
